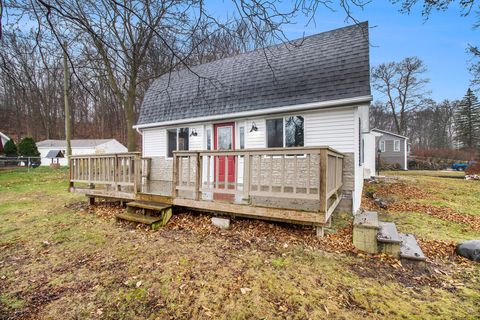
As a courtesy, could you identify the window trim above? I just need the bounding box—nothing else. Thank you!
[266,115,304,148]
[166,127,189,159]
[394,140,401,152]
[380,140,385,153]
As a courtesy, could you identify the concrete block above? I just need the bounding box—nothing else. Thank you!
[212,217,230,229]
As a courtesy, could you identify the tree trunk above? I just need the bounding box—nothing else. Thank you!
[124,90,137,152]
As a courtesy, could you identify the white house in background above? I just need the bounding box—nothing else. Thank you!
[133,23,372,213]
[0,132,10,154]
[37,139,127,166]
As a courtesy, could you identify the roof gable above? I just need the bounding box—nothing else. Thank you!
[137,22,371,126]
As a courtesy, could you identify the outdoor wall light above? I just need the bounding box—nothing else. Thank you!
[190,129,198,137]
[250,122,258,132]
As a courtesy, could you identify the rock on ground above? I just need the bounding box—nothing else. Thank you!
[456,240,480,262]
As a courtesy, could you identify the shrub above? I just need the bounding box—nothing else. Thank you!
[3,139,18,157]
[18,137,41,167]
[411,148,475,161]
[466,162,480,175]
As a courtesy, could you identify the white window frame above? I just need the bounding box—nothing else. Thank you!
[166,127,189,159]
[394,140,401,152]
[380,140,385,153]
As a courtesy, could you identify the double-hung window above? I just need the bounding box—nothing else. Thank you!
[266,116,304,148]
[394,140,400,152]
[167,128,189,157]
[379,140,385,153]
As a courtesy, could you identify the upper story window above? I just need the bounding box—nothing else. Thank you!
[379,140,385,153]
[394,140,401,152]
[266,116,304,148]
[167,128,189,158]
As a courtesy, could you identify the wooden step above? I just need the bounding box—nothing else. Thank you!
[127,201,171,211]
[116,212,165,225]
[377,222,402,243]
[399,233,426,262]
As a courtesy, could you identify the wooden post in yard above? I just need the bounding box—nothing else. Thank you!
[317,148,328,237]
[63,41,72,159]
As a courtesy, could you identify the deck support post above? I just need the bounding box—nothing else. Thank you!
[316,226,324,238]
[89,196,95,206]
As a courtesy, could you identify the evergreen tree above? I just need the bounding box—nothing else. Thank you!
[18,137,41,167]
[18,137,40,157]
[455,88,480,149]
[3,139,18,157]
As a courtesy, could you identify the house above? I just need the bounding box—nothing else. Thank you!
[69,23,372,232]
[371,129,409,170]
[0,132,10,154]
[37,139,127,166]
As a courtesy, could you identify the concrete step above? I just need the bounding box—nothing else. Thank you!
[353,211,379,229]
[399,233,426,262]
[377,222,402,257]
[377,222,402,244]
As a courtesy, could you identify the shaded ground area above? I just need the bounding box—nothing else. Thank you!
[1,168,479,319]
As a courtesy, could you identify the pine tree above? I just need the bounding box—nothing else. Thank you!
[18,137,41,167]
[3,139,18,157]
[455,88,480,149]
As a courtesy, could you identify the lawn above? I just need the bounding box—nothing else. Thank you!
[0,167,479,319]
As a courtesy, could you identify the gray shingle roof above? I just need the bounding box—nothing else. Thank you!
[137,22,371,126]
[37,139,114,148]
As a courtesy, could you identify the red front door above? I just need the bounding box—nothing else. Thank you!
[214,122,235,188]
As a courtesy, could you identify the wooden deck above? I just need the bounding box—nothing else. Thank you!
[69,147,344,226]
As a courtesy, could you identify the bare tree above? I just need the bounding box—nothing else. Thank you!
[371,57,430,135]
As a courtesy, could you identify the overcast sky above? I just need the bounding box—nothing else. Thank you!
[212,1,478,102]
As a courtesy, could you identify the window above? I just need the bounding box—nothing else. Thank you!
[206,128,212,150]
[167,128,189,157]
[266,118,283,148]
[266,116,304,148]
[239,126,245,149]
[167,129,177,158]
[285,116,304,147]
[394,140,400,152]
[379,140,385,152]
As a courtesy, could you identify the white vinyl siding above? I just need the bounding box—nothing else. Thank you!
[189,125,204,150]
[304,107,355,153]
[143,128,166,157]
[246,119,265,148]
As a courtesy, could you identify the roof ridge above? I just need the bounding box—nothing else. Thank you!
[157,22,369,79]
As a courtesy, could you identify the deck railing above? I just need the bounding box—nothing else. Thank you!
[172,147,344,218]
[69,152,151,194]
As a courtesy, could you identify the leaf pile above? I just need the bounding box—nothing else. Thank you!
[388,202,480,231]
[373,182,431,200]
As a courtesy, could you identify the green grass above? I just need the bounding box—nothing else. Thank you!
[378,170,480,241]
[0,167,479,319]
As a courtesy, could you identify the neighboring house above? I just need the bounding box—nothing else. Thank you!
[37,139,127,166]
[0,132,10,154]
[371,129,408,170]
[133,23,372,213]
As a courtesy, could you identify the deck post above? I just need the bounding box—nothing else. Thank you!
[243,153,251,200]
[114,154,119,191]
[172,153,178,198]
[319,149,328,215]
[195,152,202,200]
[68,157,73,192]
[134,155,141,194]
